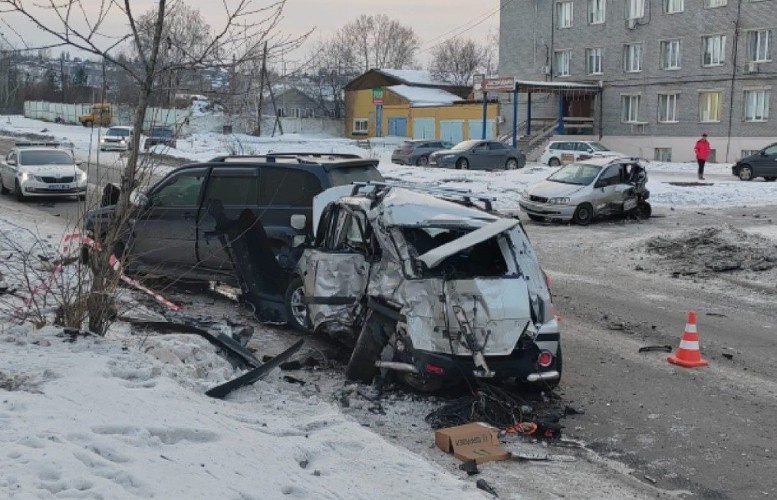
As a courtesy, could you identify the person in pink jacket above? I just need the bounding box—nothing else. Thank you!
[694,133,711,180]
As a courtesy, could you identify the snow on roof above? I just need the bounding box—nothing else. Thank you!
[388,85,462,107]
[379,69,452,87]
[516,80,601,89]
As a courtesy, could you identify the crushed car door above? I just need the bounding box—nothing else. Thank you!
[303,206,371,330]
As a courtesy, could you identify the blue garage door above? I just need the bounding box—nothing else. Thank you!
[387,117,408,137]
[413,118,435,139]
[440,120,464,145]
[468,119,495,140]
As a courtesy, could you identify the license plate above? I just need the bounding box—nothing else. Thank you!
[48,184,70,190]
[624,198,637,210]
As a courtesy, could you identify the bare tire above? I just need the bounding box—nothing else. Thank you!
[738,165,753,181]
[284,276,310,332]
[0,177,8,195]
[636,202,652,219]
[416,155,429,167]
[456,158,469,170]
[14,180,25,202]
[548,157,561,167]
[346,311,392,383]
[572,203,593,225]
[505,158,519,170]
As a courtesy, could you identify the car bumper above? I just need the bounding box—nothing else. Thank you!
[732,165,740,176]
[22,181,87,196]
[391,155,411,165]
[100,143,129,151]
[428,158,454,168]
[518,199,577,220]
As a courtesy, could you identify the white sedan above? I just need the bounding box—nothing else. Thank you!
[1,145,88,201]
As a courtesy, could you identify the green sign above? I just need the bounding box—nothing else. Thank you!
[372,87,384,104]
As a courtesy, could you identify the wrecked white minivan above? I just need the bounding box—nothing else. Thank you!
[299,183,561,391]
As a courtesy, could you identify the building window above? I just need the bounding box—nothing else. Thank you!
[658,93,679,122]
[586,48,604,74]
[663,0,684,13]
[744,89,770,121]
[703,0,727,7]
[702,35,726,66]
[699,91,723,122]
[624,43,643,72]
[554,49,572,76]
[588,0,606,23]
[747,30,772,62]
[659,39,682,70]
[654,148,673,161]
[621,95,641,123]
[557,2,574,28]
[625,0,645,19]
[353,118,369,135]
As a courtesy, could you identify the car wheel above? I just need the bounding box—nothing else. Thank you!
[284,276,310,332]
[765,177,776,182]
[548,157,561,167]
[505,158,519,170]
[738,165,753,181]
[346,310,392,383]
[0,177,8,195]
[416,155,429,167]
[456,158,469,170]
[636,202,652,219]
[14,180,25,202]
[527,214,545,222]
[82,122,89,127]
[572,203,594,225]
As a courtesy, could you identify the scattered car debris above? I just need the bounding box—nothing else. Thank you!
[434,422,510,464]
[644,475,658,484]
[425,384,532,430]
[476,478,499,497]
[508,452,576,462]
[722,353,734,360]
[459,459,480,475]
[706,312,727,318]
[206,339,304,399]
[638,345,673,353]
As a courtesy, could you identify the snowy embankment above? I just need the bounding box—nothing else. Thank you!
[0,197,483,499]
[2,114,777,209]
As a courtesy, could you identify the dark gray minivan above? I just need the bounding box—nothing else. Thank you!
[732,143,777,181]
[86,153,383,330]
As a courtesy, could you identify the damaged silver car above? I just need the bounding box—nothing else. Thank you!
[299,183,561,391]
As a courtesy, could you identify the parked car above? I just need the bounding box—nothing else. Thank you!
[298,183,561,391]
[428,140,526,170]
[391,140,452,166]
[0,141,87,201]
[539,140,623,166]
[85,153,383,331]
[144,126,177,150]
[100,126,134,152]
[732,143,777,181]
[519,157,651,225]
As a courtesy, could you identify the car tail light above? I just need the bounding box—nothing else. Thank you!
[537,351,554,368]
[425,363,445,375]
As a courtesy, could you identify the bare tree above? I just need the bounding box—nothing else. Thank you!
[0,0,304,333]
[429,38,490,86]
[340,14,418,72]
[0,39,20,111]
[307,33,359,119]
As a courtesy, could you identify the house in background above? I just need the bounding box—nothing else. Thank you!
[344,69,499,143]
[270,85,341,136]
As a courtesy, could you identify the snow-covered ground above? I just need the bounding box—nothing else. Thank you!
[3,114,776,210]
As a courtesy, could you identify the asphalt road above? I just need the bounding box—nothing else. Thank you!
[526,204,777,498]
[2,134,776,497]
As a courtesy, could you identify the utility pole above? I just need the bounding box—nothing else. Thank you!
[256,41,267,136]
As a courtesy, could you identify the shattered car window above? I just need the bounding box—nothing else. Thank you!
[401,227,508,279]
[547,163,602,186]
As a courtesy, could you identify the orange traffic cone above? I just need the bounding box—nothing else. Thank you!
[668,311,709,368]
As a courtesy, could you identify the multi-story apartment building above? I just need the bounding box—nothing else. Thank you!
[499,0,776,162]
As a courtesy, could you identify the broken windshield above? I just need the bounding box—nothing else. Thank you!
[547,163,602,185]
[400,226,508,279]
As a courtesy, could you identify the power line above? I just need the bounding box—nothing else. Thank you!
[419,0,516,54]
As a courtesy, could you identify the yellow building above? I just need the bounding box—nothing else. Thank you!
[344,69,499,143]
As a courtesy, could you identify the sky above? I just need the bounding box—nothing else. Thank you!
[0,0,500,70]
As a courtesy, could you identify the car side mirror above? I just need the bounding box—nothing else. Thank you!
[130,190,149,207]
[760,150,767,156]
[7,160,16,166]
[290,214,306,230]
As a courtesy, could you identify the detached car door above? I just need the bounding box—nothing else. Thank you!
[130,167,206,270]
[303,205,371,331]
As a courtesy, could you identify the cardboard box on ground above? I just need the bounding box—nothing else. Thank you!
[434,422,510,464]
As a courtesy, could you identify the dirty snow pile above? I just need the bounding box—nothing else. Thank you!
[0,204,483,499]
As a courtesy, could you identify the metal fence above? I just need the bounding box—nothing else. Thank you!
[23,101,185,130]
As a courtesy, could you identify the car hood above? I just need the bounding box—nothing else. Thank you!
[21,165,79,176]
[527,180,587,198]
[429,149,460,157]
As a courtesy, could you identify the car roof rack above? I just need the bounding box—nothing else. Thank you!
[349,181,496,212]
[210,153,364,164]
[15,141,63,148]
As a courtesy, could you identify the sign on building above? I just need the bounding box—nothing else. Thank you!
[484,77,516,92]
[372,87,384,105]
